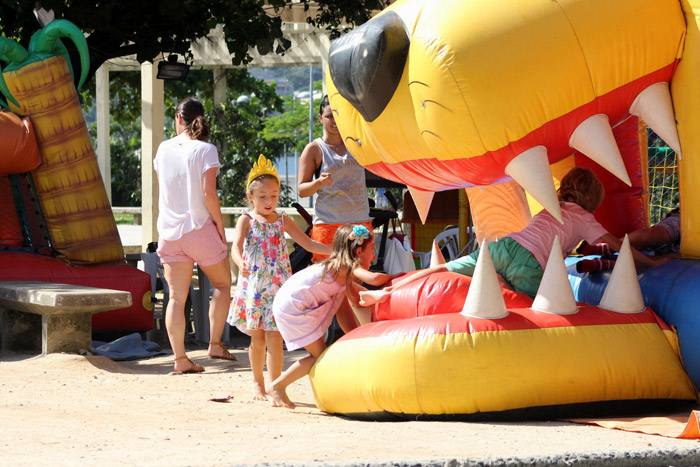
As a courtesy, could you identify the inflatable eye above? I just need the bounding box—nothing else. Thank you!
[329,11,409,122]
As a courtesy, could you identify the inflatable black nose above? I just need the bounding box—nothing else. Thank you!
[329,11,409,122]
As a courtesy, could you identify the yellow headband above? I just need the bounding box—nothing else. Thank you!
[246,154,280,191]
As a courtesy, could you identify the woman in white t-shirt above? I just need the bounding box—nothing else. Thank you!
[154,98,234,374]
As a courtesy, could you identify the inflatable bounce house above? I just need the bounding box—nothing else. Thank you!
[0,21,152,334]
[309,0,700,419]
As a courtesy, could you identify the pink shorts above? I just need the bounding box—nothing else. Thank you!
[157,218,228,266]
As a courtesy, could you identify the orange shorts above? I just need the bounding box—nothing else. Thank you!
[310,221,374,262]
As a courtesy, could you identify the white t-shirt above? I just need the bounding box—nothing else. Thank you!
[153,132,221,241]
[509,202,608,269]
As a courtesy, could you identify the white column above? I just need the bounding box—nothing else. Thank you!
[95,63,111,203]
[141,59,164,252]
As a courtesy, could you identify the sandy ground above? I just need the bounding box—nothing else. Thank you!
[1,340,700,467]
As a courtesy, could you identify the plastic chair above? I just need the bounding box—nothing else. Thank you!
[413,227,461,268]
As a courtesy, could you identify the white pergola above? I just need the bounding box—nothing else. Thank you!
[94,18,331,251]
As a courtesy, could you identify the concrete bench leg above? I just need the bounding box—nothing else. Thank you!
[1,309,93,355]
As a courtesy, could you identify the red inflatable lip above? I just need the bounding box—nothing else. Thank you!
[365,64,676,191]
[372,271,534,322]
[349,304,662,341]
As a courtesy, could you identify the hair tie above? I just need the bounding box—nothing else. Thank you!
[350,225,370,246]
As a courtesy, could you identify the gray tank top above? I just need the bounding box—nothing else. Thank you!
[312,138,371,225]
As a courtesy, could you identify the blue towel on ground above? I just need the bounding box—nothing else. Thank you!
[92,332,167,361]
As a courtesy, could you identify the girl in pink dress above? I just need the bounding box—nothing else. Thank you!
[267,224,378,409]
[228,155,330,400]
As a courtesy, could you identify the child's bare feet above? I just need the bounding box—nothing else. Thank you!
[359,289,389,306]
[253,381,267,401]
[266,383,296,409]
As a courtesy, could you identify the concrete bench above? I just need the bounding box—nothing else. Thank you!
[0,281,132,355]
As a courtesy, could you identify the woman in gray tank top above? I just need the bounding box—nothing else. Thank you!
[297,95,374,333]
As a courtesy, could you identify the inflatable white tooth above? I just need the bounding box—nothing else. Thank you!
[599,234,645,313]
[429,239,446,268]
[629,82,681,157]
[569,114,631,186]
[461,239,508,319]
[407,186,435,225]
[505,146,563,224]
[531,235,578,315]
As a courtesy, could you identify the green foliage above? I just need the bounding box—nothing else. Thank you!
[262,83,323,155]
[309,0,390,39]
[81,68,292,207]
[200,70,288,206]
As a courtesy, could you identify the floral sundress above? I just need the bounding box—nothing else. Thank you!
[227,212,291,333]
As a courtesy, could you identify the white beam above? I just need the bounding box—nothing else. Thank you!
[110,23,330,71]
[95,63,111,203]
[141,59,164,252]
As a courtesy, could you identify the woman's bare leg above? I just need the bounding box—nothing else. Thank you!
[265,331,284,382]
[163,261,195,372]
[199,257,232,358]
[248,330,267,400]
[266,338,326,409]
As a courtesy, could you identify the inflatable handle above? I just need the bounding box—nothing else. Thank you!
[0,37,28,107]
[30,19,90,91]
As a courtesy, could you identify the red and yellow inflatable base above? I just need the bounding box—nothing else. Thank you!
[310,273,697,420]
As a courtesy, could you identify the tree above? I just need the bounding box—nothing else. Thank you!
[1,0,389,87]
[262,81,323,155]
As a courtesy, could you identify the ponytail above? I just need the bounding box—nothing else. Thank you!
[175,97,210,141]
[189,114,210,141]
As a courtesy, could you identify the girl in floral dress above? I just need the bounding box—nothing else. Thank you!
[228,155,331,400]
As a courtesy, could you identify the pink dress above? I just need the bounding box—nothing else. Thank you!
[272,263,346,351]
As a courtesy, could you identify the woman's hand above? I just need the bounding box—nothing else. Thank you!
[317,172,332,187]
[359,289,390,306]
[216,223,226,244]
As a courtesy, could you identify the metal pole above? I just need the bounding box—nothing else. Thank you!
[285,143,289,191]
[295,149,301,204]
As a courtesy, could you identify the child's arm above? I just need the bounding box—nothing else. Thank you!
[231,215,251,277]
[358,264,448,306]
[352,267,405,287]
[284,216,333,256]
[283,215,332,256]
[596,233,665,268]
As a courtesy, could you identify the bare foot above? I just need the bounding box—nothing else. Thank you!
[253,381,267,401]
[265,383,296,409]
[358,289,388,306]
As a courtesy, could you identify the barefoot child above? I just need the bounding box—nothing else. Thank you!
[360,167,664,306]
[227,155,331,400]
[267,224,382,408]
